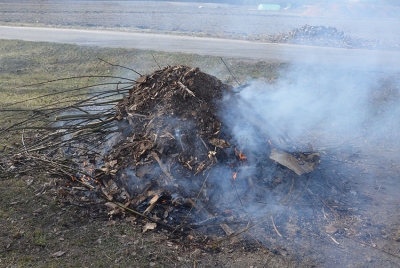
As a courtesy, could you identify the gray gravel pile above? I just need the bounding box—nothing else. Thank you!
[259,24,400,50]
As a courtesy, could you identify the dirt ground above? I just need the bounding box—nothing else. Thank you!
[1,1,400,267]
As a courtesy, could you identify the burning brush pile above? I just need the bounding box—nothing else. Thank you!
[4,65,320,237]
[108,65,230,182]
[95,65,239,225]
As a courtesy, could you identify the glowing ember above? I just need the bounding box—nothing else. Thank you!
[232,172,237,180]
[234,147,247,161]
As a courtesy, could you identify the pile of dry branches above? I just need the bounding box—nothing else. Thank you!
[1,65,320,241]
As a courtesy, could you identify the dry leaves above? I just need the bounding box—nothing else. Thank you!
[142,222,157,233]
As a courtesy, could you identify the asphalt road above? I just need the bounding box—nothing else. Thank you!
[1,26,400,72]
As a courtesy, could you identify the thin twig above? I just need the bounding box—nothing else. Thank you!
[178,82,196,97]
[4,81,131,108]
[327,234,340,245]
[271,216,282,237]
[151,53,161,69]
[110,200,180,232]
[220,57,241,87]
[21,129,28,154]
[12,75,136,90]
[151,152,175,181]
[98,58,142,76]
[54,113,113,121]
[27,155,93,178]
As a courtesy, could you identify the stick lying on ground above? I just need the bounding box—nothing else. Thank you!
[270,148,320,175]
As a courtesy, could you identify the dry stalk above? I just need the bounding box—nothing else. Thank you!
[21,129,28,154]
[105,199,182,233]
[327,234,340,245]
[151,152,175,181]
[271,216,282,237]
[143,194,160,215]
[178,81,196,97]
[27,154,93,178]
[97,58,142,76]
[54,113,113,121]
[13,75,136,90]
[151,53,161,69]
[6,80,133,108]
[220,57,241,87]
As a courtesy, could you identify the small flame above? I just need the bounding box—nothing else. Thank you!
[81,175,92,181]
[234,147,247,161]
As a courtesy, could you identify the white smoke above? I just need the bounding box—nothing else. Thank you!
[222,64,400,151]
[216,63,400,266]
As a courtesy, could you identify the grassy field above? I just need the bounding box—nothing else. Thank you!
[0,39,291,267]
